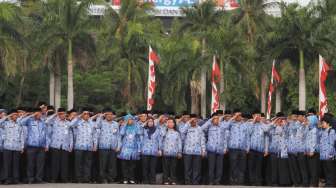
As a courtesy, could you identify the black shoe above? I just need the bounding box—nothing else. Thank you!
[60,179,68,183]
[82,179,90,183]
[107,179,116,183]
[3,180,11,185]
[101,179,108,184]
[35,180,46,184]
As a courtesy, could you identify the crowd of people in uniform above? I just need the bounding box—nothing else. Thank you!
[0,102,335,186]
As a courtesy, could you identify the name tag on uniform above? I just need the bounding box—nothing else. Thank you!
[128,134,134,139]
[113,128,118,133]
[188,129,195,133]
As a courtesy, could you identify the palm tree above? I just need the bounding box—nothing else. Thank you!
[158,19,201,113]
[0,2,31,106]
[98,0,161,111]
[181,0,222,117]
[271,3,335,110]
[231,0,275,43]
[207,15,245,110]
[0,2,25,76]
[36,0,97,109]
[231,0,276,113]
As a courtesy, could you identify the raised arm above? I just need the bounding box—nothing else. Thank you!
[200,118,212,132]
[19,114,34,126]
[45,114,57,125]
[69,117,81,128]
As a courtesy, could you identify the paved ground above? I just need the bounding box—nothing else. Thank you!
[0,184,273,188]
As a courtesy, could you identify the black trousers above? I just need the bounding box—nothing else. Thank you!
[142,155,157,184]
[0,151,3,181]
[267,154,291,186]
[74,150,93,182]
[208,152,223,185]
[162,156,177,183]
[121,160,136,181]
[288,153,301,186]
[99,149,117,182]
[184,154,202,185]
[321,160,336,187]
[2,150,20,182]
[50,148,70,182]
[229,149,246,185]
[307,153,319,186]
[26,147,45,182]
[297,153,309,186]
[247,150,264,185]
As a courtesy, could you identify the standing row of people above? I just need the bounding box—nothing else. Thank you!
[0,104,335,186]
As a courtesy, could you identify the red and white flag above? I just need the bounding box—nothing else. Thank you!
[147,46,159,111]
[112,0,120,6]
[217,0,240,10]
[266,61,281,119]
[319,55,329,119]
[211,56,221,114]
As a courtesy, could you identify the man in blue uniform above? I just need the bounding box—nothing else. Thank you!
[45,108,74,183]
[72,108,99,183]
[228,110,249,185]
[180,114,206,185]
[96,107,120,183]
[247,110,271,186]
[0,109,25,184]
[20,108,48,184]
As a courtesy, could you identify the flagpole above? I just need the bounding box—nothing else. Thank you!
[147,46,159,111]
[266,61,275,119]
[319,55,329,119]
[147,46,153,111]
[211,55,220,114]
[319,55,322,119]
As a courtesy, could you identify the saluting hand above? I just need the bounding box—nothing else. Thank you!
[201,151,206,158]
[264,152,269,157]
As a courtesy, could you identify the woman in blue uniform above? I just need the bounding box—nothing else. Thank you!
[161,117,182,185]
[118,114,142,184]
[141,117,162,184]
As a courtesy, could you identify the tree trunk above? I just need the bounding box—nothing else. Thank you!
[299,49,306,111]
[201,38,207,118]
[219,60,225,111]
[54,61,61,109]
[190,80,200,115]
[127,62,132,110]
[49,69,55,106]
[275,88,281,113]
[67,39,74,110]
[260,72,268,114]
[16,75,25,107]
